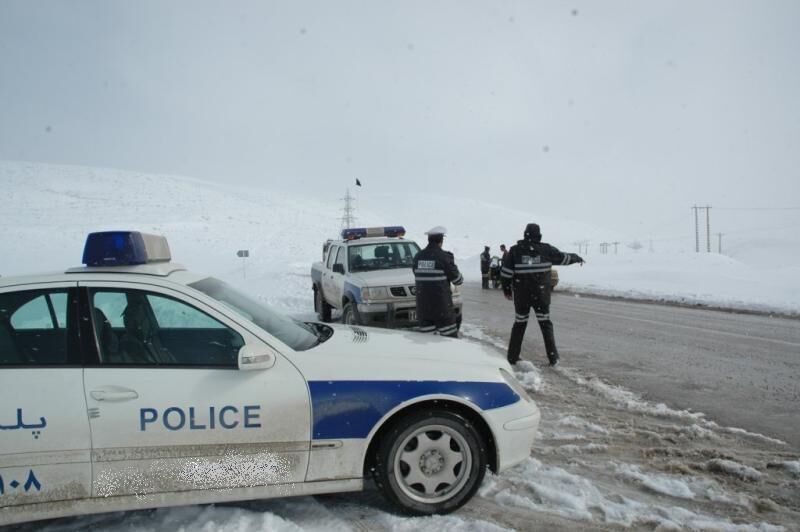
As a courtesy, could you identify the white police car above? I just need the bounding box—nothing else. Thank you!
[0,231,539,526]
[311,226,463,328]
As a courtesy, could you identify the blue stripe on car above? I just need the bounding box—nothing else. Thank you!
[308,380,519,439]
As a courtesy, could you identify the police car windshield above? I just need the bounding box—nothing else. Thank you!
[348,242,420,272]
[189,277,320,351]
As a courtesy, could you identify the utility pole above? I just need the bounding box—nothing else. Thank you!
[340,188,357,229]
[716,232,723,254]
[612,241,620,254]
[692,205,700,252]
[706,206,711,252]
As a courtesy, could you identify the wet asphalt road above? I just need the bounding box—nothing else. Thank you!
[461,283,800,449]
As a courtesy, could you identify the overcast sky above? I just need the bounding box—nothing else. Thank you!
[1,0,798,240]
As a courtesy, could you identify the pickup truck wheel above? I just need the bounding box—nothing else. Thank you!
[314,286,332,322]
[341,301,360,325]
[373,410,486,515]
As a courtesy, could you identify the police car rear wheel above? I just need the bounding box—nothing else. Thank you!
[375,410,486,515]
[314,286,332,322]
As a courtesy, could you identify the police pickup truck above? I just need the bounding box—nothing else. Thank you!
[311,226,462,328]
[0,231,539,525]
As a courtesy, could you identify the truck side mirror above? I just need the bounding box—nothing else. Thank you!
[333,264,345,274]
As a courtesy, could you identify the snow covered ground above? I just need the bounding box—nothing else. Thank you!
[3,161,799,316]
[2,161,799,531]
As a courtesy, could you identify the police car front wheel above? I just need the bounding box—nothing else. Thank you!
[341,302,360,325]
[374,410,487,515]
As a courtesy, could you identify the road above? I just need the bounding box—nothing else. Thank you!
[461,282,800,448]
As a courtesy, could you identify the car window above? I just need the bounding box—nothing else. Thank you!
[334,247,345,268]
[349,241,421,272]
[188,277,320,351]
[0,289,73,366]
[10,295,54,330]
[90,289,243,367]
[326,246,338,269]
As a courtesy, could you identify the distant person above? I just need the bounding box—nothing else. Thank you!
[500,244,508,261]
[501,223,584,366]
[413,226,463,337]
[480,246,491,289]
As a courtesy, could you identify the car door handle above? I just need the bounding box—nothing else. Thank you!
[90,387,139,402]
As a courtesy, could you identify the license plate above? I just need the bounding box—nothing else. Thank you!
[408,310,417,322]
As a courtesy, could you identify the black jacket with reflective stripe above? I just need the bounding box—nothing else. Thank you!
[501,239,581,297]
[413,244,463,322]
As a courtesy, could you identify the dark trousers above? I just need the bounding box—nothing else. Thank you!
[481,272,489,289]
[507,289,557,364]
[419,316,458,338]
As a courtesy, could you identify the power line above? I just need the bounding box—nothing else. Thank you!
[715,207,800,211]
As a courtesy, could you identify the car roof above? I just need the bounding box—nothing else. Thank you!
[0,264,208,289]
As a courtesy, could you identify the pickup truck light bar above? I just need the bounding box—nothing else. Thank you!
[341,226,406,240]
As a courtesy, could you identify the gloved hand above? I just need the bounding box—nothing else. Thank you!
[576,254,585,265]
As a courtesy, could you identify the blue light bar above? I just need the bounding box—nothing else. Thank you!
[341,226,406,240]
[82,231,171,266]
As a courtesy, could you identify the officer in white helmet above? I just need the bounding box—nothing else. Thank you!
[412,226,463,337]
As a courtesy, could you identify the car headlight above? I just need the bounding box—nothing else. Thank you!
[361,286,388,301]
[500,368,533,403]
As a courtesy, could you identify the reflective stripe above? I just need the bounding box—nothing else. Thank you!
[415,276,448,282]
[515,313,529,319]
[501,267,514,275]
[515,264,552,270]
[515,262,552,268]
[414,269,445,274]
[438,324,458,335]
[452,274,464,285]
[536,313,550,321]
[515,318,529,323]
[500,271,513,278]
[561,255,570,265]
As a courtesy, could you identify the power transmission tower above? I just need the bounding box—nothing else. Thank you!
[340,188,357,229]
[612,241,620,254]
[692,205,712,252]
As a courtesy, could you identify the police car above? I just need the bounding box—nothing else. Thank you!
[311,226,462,328]
[0,231,539,525]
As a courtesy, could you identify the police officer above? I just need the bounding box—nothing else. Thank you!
[480,246,491,289]
[413,226,463,337]
[501,223,584,366]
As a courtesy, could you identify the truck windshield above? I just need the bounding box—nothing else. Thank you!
[188,277,320,351]
[348,241,420,272]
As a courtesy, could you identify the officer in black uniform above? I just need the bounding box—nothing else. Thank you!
[413,226,463,337]
[480,246,491,289]
[501,223,584,366]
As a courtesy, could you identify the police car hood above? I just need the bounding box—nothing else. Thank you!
[304,324,509,376]
[348,268,415,286]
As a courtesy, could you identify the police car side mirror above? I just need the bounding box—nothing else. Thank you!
[332,264,345,275]
[238,344,276,370]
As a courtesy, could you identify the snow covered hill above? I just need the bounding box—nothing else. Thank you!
[2,161,797,531]
[2,161,798,315]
